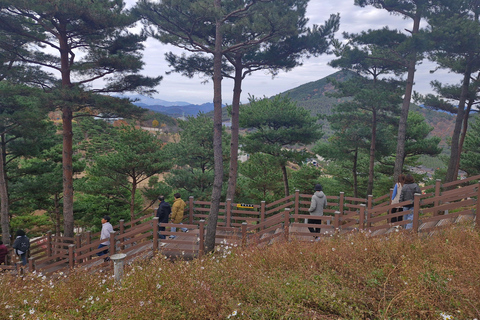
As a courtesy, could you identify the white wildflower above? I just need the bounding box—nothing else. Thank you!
[29,309,35,314]
[157,284,162,289]
[440,312,452,320]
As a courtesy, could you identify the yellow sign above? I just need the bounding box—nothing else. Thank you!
[236,203,255,209]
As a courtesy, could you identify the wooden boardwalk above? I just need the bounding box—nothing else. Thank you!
[1,175,478,276]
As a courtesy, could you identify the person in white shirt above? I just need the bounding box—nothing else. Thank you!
[97,215,114,261]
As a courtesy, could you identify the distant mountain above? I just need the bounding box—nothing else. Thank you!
[116,94,216,117]
[122,94,192,107]
[137,102,215,117]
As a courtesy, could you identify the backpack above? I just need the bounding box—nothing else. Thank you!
[14,236,30,252]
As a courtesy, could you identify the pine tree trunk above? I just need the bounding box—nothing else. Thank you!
[226,59,243,203]
[353,148,358,198]
[368,109,377,196]
[55,194,61,236]
[205,0,224,254]
[281,164,290,197]
[446,67,471,182]
[62,106,75,238]
[0,134,10,246]
[393,14,421,180]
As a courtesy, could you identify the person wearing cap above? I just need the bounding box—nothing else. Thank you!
[307,184,328,238]
[97,215,113,260]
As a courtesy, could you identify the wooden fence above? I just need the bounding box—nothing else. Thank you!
[2,175,479,274]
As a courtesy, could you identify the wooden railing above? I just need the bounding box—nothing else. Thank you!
[5,174,478,274]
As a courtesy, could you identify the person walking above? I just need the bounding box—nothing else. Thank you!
[12,230,29,266]
[170,193,188,238]
[390,174,406,223]
[156,195,171,240]
[399,174,421,230]
[308,184,328,238]
[97,215,114,261]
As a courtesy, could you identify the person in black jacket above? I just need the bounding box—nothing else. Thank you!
[399,174,421,230]
[156,196,171,239]
[12,230,30,266]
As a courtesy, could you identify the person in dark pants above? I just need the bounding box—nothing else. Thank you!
[308,184,328,238]
[12,230,29,266]
[97,215,113,261]
[156,195,171,240]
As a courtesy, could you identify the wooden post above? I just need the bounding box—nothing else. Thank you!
[367,195,373,227]
[241,222,248,246]
[359,204,366,231]
[46,231,52,258]
[189,196,194,224]
[226,198,231,227]
[75,234,82,264]
[434,179,442,216]
[119,219,125,250]
[260,201,266,229]
[198,220,205,258]
[68,244,75,269]
[28,257,34,272]
[284,208,290,241]
[339,192,344,216]
[294,190,300,222]
[109,231,116,256]
[413,193,421,232]
[86,231,92,261]
[153,217,159,254]
[367,195,373,209]
[334,211,340,230]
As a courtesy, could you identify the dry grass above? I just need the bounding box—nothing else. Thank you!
[1,225,480,319]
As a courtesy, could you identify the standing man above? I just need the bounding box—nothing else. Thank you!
[12,230,29,266]
[308,184,328,238]
[170,193,188,238]
[97,215,114,261]
[156,195,171,240]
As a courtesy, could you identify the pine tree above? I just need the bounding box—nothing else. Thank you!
[0,0,161,237]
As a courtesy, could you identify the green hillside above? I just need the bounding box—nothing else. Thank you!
[213,70,455,145]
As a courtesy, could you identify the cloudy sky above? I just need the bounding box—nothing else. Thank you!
[125,0,459,105]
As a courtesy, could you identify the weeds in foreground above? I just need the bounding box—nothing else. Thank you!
[1,225,480,319]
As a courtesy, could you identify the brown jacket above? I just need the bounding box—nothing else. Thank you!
[171,198,186,223]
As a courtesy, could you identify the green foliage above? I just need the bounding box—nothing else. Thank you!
[10,214,53,237]
[163,114,230,200]
[240,95,321,163]
[236,153,284,203]
[289,164,323,195]
[81,125,172,220]
[460,116,480,176]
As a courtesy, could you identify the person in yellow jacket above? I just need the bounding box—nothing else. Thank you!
[169,193,188,238]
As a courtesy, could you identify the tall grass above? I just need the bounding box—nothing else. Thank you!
[1,225,480,319]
